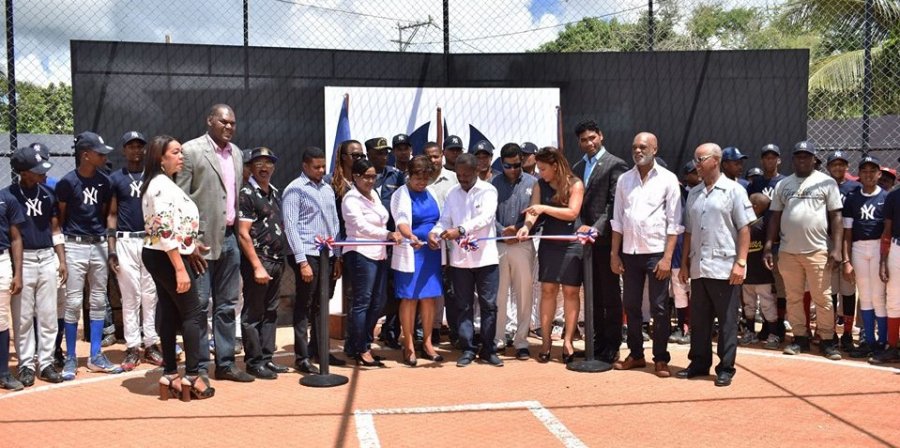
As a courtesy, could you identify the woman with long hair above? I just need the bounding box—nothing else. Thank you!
[390,155,444,366]
[141,135,214,401]
[517,147,585,364]
[342,158,402,367]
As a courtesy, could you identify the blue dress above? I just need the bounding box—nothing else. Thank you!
[394,189,443,299]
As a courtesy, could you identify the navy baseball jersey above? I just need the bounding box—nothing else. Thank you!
[837,179,861,205]
[745,216,775,285]
[884,189,900,238]
[55,170,112,236]
[842,188,887,242]
[747,174,785,200]
[9,183,57,249]
[109,168,145,232]
[0,187,27,251]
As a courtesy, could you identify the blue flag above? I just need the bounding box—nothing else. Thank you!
[331,99,351,174]
[409,122,431,156]
[467,124,492,153]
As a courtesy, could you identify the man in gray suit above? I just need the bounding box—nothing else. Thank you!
[177,104,253,382]
[572,120,629,364]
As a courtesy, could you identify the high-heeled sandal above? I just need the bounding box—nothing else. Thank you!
[401,348,417,367]
[538,341,552,363]
[158,373,181,400]
[419,349,444,362]
[181,373,215,402]
[561,349,575,364]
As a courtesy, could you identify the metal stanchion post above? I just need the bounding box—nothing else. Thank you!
[300,246,349,387]
[567,242,613,372]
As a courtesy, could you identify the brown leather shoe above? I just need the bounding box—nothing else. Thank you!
[654,361,671,378]
[613,356,647,370]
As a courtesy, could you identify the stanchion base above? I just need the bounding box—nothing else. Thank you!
[566,360,613,373]
[300,373,349,388]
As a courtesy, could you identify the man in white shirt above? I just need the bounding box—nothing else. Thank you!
[428,154,502,367]
[610,132,683,378]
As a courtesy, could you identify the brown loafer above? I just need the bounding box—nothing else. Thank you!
[613,356,647,370]
[654,361,671,378]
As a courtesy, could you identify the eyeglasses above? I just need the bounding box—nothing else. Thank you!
[502,162,522,170]
[345,152,367,160]
[693,155,715,164]
[252,160,275,168]
[355,173,377,181]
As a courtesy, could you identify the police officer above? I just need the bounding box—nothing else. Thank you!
[56,131,122,380]
[107,131,163,371]
[8,145,66,386]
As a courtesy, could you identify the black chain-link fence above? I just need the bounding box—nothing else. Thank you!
[3,0,899,174]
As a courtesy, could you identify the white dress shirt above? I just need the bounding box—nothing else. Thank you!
[341,187,391,261]
[610,161,684,254]
[430,180,499,268]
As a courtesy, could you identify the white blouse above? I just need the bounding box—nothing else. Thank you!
[142,173,200,255]
[341,187,390,261]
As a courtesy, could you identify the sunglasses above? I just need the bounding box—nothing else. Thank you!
[502,162,522,170]
[252,159,275,168]
[693,154,715,164]
[345,152,367,160]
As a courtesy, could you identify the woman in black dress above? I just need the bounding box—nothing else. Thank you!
[517,147,585,364]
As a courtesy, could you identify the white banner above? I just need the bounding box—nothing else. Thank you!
[324,86,560,168]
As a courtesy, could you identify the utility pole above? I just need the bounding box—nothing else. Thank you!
[392,16,433,52]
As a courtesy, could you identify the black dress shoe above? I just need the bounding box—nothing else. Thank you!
[39,366,63,384]
[479,353,504,367]
[295,359,320,374]
[247,365,278,380]
[676,368,709,379]
[216,366,256,382]
[18,367,35,387]
[264,361,290,374]
[714,372,733,387]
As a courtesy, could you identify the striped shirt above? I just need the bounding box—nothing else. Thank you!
[283,171,341,263]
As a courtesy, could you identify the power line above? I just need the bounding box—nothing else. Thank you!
[410,5,647,46]
[268,0,418,23]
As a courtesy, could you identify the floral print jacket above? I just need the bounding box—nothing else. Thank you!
[142,173,200,255]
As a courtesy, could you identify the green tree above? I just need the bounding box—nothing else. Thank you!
[0,73,74,134]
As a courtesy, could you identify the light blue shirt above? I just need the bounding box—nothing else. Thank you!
[283,171,341,263]
[582,146,607,183]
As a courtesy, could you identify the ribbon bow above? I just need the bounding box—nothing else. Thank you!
[575,228,599,245]
[457,236,480,252]
[314,235,335,251]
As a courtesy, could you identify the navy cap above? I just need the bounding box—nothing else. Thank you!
[746,167,764,178]
[521,142,538,154]
[827,151,849,165]
[761,144,781,156]
[392,134,410,147]
[365,137,391,152]
[793,140,816,155]
[11,145,53,174]
[444,135,463,150]
[250,146,278,163]
[242,149,253,164]
[29,143,51,160]
[74,131,113,155]
[858,155,880,169]
[470,140,494,155]
[119,131,146,148]
[722,146,748,161]
[682,160,697,175]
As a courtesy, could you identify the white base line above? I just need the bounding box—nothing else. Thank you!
[355,401,586,448]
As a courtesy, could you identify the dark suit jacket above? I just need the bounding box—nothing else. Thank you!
[572,149,629,246]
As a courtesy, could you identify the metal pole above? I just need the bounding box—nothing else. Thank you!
[443,0,450,85]
[567,243,613,372]
[861,0,873,151]
[300,247,348,387]
[243,0,249,47]
[6,0,18,151]
[647,0,655,52]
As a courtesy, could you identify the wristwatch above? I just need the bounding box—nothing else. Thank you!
[735,258,747,267]
[457,226,466,236]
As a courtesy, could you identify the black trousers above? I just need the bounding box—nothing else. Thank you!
[240,257,284,368]
[688,278,738,375]
[590,244,623,362]
[622,253,671,363]
[142,248,205,375]
[288,256,336,361]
